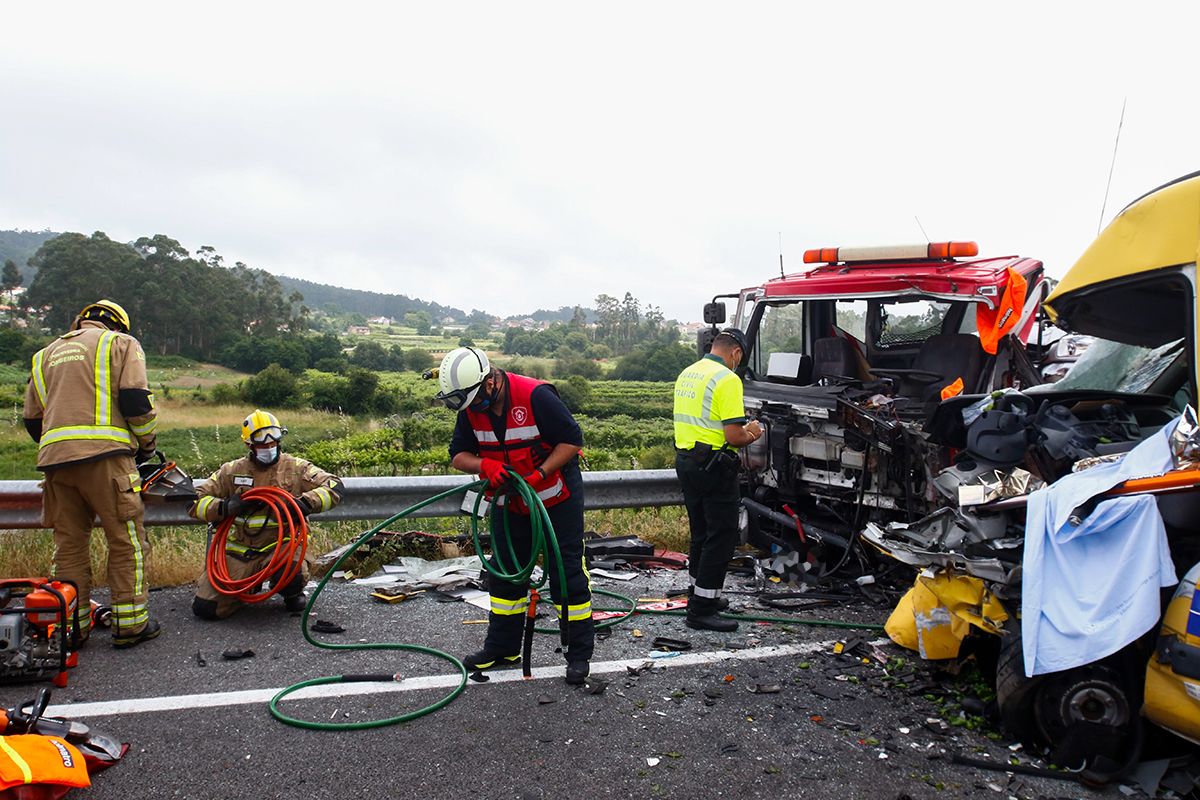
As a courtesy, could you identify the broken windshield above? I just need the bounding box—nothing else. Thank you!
[1052,337,1184,394]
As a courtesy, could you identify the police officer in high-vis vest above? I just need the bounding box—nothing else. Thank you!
[436,347,594,685]
[673,327,762,632]
[189,410,343,619]
[22,299,161,648]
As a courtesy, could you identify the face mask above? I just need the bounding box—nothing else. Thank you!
[251,445,279,466]
[472,381,500,412]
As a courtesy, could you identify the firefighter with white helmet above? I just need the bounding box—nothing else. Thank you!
[436,346,594,685]
[188,410,344,619]
[22,299,161,648]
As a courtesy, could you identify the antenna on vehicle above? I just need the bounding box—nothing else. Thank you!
[914,216,930,242]
[1097,97,1127,235]
[778,232,785,279]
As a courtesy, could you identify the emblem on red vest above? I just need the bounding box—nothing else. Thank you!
[512,406,528,425]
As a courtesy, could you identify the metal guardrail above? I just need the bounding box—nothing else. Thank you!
[0,469,684,529]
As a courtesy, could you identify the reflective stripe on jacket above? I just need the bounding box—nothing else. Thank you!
[465,372,570,512]
[673,355,745,450]
[22,321,156,469]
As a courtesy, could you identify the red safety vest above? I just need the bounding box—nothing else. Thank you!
[466,373,570,513]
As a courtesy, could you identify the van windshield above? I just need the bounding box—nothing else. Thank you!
[1053,337,1185,394]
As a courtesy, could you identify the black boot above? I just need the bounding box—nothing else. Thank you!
[113,619,162,649]
[688,585,730,612]
[685,597,738,632]
[463,650,522,671]
[283,592,307,613]
[565,661,590,685]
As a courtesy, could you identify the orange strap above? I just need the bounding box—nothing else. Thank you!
[976,268,1028,355]
[940,377,965,401]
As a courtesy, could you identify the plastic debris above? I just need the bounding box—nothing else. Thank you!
[221,649,255,660]
[747,683,781,694]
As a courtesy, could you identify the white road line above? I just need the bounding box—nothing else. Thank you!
[44,640,845,719]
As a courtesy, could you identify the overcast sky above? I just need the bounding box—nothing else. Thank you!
[2,2,1197,322]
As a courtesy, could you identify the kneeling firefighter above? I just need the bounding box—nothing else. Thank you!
[436,347,594,685]
[188,410,343,619]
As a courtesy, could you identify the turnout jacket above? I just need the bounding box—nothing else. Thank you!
[189,453,342,555]
[23,320,157,470]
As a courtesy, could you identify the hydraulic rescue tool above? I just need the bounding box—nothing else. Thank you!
[0,579,85,688]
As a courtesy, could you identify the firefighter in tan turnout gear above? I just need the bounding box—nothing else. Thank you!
[22,299,161,648]
[189,410,343,619]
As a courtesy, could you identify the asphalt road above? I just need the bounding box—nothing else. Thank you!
[1,571,1109,800]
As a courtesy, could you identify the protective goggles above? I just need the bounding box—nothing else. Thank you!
[435,380,484,411]
[248,426,284,444]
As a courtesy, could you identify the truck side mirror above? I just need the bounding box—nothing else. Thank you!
[703,302,726,325]
[697,327,717,357]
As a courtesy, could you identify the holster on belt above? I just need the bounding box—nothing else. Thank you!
[682,442,713,465]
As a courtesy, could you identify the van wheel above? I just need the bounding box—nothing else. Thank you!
[995,620,1143,784]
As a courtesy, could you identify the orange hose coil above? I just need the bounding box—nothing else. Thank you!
[205,486,308,603]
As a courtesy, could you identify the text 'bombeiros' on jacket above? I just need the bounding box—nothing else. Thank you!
[22,320,157,470]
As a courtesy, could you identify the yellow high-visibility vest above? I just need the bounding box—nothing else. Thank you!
[673,355,746,450]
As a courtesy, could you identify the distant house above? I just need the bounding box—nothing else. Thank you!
[368,316,392,325]
[347,325,370,335]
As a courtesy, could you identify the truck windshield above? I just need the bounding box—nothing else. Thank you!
[753,302,804,376]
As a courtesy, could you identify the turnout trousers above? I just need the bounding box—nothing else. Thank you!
[675,452,740,614]
[483,491,594,663]
[41,454,151,639]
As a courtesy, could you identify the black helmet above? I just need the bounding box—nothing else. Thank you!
[715,327,749,353]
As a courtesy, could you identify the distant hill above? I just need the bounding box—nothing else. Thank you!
[513,306,596,324]
[275,274,466,322]
[0,229,467,322]
[0,229,628,325]
[0,229,57,281]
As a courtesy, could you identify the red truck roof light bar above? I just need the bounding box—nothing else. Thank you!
[802,241,979,264]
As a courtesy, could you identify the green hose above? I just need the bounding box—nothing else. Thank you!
[270,474,886,730]
[270,473,577,729]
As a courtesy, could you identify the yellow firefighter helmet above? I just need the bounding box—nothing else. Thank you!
[78,299,131,333]
[241,410,286,444]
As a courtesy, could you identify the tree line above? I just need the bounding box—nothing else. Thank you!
[26,232,305,361]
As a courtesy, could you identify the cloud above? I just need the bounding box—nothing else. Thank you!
[2,1,1198,321]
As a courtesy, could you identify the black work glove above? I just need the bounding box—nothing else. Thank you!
[283,496,314,527]
[135,447,160,466]
[221,495,261,519]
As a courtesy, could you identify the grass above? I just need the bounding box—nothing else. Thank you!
[0,356,689,585]
[0,508,691,589]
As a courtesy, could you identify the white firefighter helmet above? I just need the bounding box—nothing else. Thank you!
[435,347,490,411]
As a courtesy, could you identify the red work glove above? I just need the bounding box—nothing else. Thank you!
[522,467,547,485]
[478,458,510,488]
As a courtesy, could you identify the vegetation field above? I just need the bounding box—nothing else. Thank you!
[0,354,683,585]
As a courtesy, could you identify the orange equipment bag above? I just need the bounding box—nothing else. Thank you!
[0,735,90,799]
